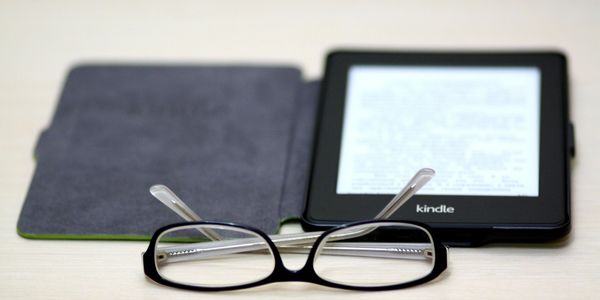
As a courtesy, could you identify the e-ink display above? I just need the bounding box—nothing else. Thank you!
[336,66,541,196]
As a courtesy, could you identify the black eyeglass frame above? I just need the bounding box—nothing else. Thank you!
[143,219,447,291]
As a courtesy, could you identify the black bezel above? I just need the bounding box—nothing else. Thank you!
[143,220,447,291]
[303,50,572,245]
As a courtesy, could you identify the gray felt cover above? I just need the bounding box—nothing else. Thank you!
[17,65,320,239]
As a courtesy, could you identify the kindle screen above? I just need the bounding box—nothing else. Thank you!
[336,66,541,197]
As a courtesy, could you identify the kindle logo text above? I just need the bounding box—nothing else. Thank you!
[416,204,455,214]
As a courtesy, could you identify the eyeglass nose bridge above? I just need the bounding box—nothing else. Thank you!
[266,259,323,284]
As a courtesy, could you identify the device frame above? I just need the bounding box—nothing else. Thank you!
[302,50,574,246]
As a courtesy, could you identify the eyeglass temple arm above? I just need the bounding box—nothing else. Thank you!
[149,185,223,241]
[149,168,435,260]
[374,168,435,220]
[150,167,434,244]
[156,240,433,265]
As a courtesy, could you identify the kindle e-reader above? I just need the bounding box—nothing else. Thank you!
[302,51,574,246]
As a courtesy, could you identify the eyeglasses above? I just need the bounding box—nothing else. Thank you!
[142,168,448,291]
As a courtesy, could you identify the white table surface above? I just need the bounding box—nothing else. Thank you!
[1,1,599,299]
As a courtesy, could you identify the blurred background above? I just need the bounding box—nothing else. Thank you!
[2,0,597,192]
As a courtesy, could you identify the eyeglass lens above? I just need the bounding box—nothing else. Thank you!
[313,222,435,287]
[155,224,275,288]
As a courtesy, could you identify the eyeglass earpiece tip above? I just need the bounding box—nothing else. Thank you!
[150,184,169,194]
[418,168,435,176]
